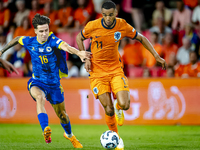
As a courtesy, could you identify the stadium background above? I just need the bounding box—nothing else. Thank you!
[0,1,200,149]
[0,0,200,125]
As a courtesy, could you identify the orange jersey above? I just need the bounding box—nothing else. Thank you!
[174,64,185,77]
[0,9,10,25]
[143,43,163,67]
[162,43,178,64]
[82,18,137,77]
[122,41,144,66]
[182,62,200,77]
[57,7,73,26]
[14,27,35,38]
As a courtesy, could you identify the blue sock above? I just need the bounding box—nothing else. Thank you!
[61,121,72,135]
[38,113,48,131]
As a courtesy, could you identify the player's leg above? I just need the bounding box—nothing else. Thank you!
[112,75,130,126]
[90,77,124,150]
[29,86,51,143]
[116,90,130,110]
[99,93,124,150]
[98,93,118,135]
[51,101,83,148]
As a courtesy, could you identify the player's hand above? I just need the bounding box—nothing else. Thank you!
[0,58,19,74]
[78,51,92,62]
[84,59,92,72]
[156,56,167,70]
[0,51,2,57]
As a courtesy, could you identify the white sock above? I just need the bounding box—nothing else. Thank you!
[65,132,73,138]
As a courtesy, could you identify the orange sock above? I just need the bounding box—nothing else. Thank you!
[105,114,118,134]
[116,102,122,110]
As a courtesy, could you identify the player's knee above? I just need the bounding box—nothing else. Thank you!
[119,101,130,110]
[35,94,45,103]
[105,106,114,116]
[123,103,130,110]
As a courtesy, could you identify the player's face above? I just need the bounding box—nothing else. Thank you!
[35,24,49,43]
[102,8,117,27]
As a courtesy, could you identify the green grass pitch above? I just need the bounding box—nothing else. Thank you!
[0,124,200,150]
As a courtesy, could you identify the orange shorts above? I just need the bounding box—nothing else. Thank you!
[89,73,129,99]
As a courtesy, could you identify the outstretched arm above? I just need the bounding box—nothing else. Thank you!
[60,41,91,62]
[135,33,167,70]
[0,36,21,56]
[0,58,19,74]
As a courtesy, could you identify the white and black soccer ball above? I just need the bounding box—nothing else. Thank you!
[100,130,119,149]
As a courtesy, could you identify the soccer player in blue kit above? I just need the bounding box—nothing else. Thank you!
[0,14,91,148]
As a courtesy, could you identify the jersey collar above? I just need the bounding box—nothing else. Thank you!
[101,18,116,29]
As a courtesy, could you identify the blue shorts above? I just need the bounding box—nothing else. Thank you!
[27,78,64,105]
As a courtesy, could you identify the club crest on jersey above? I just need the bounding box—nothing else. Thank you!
[93,87,99,94]
[46,47,52,52]
[114,32,121,42]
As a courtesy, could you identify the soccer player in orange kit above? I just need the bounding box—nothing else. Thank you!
[76,1,167,149]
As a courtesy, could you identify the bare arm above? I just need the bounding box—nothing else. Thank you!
[0,58,19,74]
[0,36,21,56]
[76,32,92,72]
[60,42,91,62]
[135,33,167,70]
[76,32,86,51]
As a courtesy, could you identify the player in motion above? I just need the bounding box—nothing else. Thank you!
[76,1,166,149]
[0,14,92,148]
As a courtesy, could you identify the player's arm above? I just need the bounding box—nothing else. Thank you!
[0,58,19,74]
[0,36,22,57]
[60,42,91,62]
[135,33,167,70]
[76,32,91,72]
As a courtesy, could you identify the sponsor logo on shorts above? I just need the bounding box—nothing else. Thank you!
[93,87,99,94]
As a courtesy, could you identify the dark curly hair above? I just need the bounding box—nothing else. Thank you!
[101,1,116,10]
[32,14,50,29]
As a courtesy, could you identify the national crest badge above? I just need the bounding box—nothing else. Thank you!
[114,32,121,42]
[93,87,99,94]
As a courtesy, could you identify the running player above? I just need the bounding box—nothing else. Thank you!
[0,14,91,148]
[76,1,166,150]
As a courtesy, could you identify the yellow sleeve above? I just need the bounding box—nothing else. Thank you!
[18,36,25,45]
[58,41,64,49]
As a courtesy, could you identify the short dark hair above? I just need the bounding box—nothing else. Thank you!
[101,1,116,10]
[32,14,50,29]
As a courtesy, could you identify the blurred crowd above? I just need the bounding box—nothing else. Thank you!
[0,0,200,78]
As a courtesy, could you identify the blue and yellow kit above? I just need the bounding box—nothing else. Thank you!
[18,32,68,104]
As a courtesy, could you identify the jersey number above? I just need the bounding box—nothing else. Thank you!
[39,55,48,64]
[121,77,127,86]
[95,41,102,49]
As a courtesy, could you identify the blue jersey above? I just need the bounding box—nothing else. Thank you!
[18,32,68,85]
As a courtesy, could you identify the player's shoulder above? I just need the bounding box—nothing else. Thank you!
[116,17,127,25]
[48,32,56,39]
[86,18,102,27]
[21,36,35,43]
[48,32,60,42]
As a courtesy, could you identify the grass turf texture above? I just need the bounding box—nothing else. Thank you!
[0,124,200,150]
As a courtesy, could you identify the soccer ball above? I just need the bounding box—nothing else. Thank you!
[100,130,119,149]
